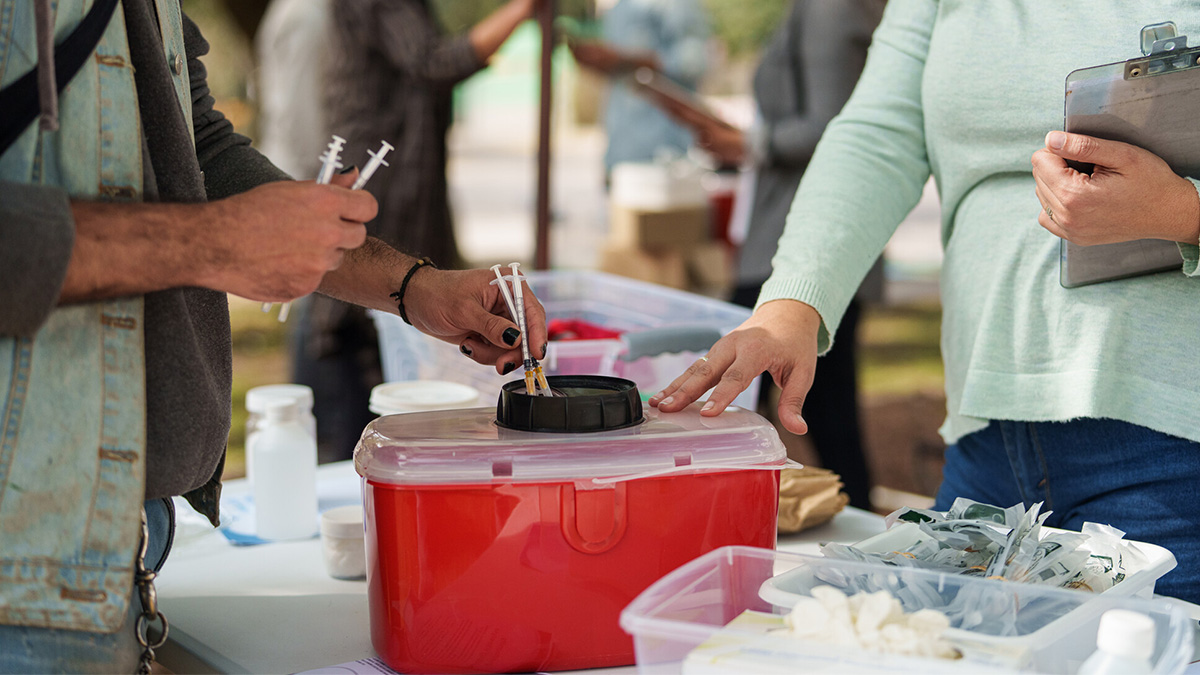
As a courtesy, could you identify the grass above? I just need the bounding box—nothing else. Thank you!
[858,301,944,397]
[225,298,290,479]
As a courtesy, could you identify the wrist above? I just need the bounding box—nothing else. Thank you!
[179,199,234,290]
[1180,177,1200,244]
[389,257,437,325]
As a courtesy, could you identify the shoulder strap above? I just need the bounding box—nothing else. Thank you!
[0,0,121,158]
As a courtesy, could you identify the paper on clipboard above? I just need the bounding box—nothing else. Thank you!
[1059,22,1200,288]
[630,67,735,132]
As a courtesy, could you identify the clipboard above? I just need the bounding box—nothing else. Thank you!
[1060,22,1200,288]
[629,67,734,132]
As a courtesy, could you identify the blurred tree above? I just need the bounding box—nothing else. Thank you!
[194,0,787,57]
[433,0,592,32]
[703,0,789,56]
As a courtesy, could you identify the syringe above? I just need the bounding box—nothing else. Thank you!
[510,263,552,396]
[263,135,347,320]
[265,137,394,323]
[489,264,550,396]
[352,140,394,190]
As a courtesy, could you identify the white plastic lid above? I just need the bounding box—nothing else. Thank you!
[1095,609,1155,660]
[320,505,365,539]
[263,397,300,423]
[369,380,481,416]
[354,403,785,485]
[246,384,314,413]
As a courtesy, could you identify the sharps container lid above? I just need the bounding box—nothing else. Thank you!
[496,375,642,433]
[354,397,786,487]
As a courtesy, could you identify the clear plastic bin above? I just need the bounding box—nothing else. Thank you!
[619,546,1194,674]
[372,270,760,408]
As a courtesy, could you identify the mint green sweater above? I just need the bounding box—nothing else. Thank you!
[760,0,1200,445]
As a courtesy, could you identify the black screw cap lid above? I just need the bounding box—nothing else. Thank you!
[495,375,644,433]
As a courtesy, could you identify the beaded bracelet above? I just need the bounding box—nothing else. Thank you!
[388,257,436,325]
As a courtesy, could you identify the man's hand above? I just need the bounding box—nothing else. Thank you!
[1031,130,1200,246]
[649,299,821,435]
[197,180,375,301]
[63,179,376,304]
[403,267,549,375]
[694,120,746,167]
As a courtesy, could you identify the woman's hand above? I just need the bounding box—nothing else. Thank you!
[1031,130,1200,245]
[403,267,548,375]
[694,119,746,167]
[649,299,822,435]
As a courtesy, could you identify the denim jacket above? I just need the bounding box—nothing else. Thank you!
[0,0,191,633]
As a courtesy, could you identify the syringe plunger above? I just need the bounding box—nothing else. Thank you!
[316,135,347,185]
[352,140,394,190]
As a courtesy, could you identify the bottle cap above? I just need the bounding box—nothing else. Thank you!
[495,375,643,433]
[247,384,314,414]
[1095,609,1155,661]
[263,397,299,423]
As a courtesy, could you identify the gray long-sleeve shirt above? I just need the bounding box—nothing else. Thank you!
[0,2,289,511]
[736,0,885,291]
[324,0,483,267]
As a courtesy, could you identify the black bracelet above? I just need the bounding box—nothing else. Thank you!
[389,257,436,325]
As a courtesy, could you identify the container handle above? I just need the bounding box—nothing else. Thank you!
[590,459,802,485]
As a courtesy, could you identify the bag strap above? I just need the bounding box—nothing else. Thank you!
[0,0,120,157]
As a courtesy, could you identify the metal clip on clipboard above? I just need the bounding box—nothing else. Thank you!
[1059,22,1200,288]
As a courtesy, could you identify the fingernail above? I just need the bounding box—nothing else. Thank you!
[660,396,674,407]
[502,362,517,375]
[701,401,715,413]
[338,164,357,174]
[502,328,520,346]
[1047,131,1066,150]
[460,344,472,357]
[649,391,665,403]
[541,343,548,358]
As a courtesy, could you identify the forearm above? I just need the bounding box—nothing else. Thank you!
[469,0,533,62]
[61,201,212,304]
[316,237,413,314]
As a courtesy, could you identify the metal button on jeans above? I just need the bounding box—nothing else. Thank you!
[172,53,184,76]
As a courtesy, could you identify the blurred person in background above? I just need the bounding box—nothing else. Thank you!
[569,0,709,177]
[256,0,331,181]
[664,0,885,509]
[285,0,542,462]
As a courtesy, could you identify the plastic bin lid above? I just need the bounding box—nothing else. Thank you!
[354,403,785,485]
[369,380,481,416]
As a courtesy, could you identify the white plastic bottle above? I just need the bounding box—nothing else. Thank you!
[251,398,318,541]
[1077,609,1156,675]
[245,384,316,486]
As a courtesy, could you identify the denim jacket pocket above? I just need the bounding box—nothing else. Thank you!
[0,299,146,633]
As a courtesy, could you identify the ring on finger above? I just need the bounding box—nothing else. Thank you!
[1045,205,1057,225]
[698,356,709,363]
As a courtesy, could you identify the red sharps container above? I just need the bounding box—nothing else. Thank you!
[354,376,785,673]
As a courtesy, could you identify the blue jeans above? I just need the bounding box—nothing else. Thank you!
[935,419,1200,604]
[0,498,174,674]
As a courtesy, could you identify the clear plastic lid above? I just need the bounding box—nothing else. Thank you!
[354,403,786,485]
